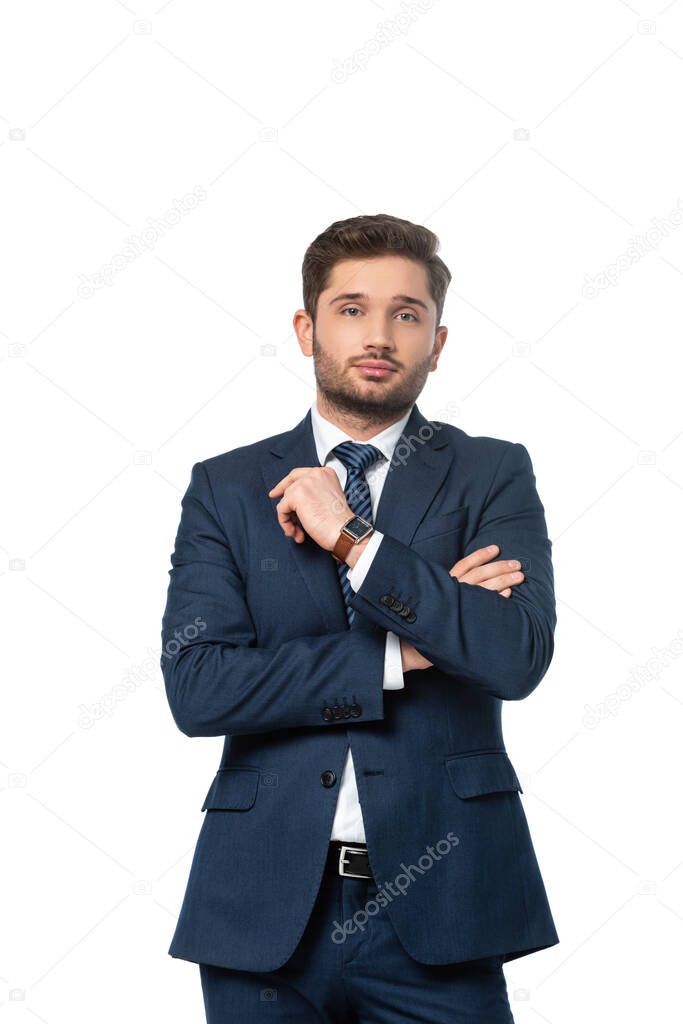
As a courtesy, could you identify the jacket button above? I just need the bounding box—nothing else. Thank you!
[389,597,404,611]
[380,594,393,606]
[333,705,343,719]
[321,706,333,721]
[321,770,336,787]
[405,611,416,623]
[398,605,413,618]
[349,703,362,717]
[341,705,351,718]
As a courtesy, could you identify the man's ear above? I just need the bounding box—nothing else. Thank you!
[431,325,448,369]
[293,309,313,356]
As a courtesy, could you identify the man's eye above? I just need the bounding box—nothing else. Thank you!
[341,307,417,321]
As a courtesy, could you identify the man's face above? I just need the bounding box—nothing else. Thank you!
[296,255,447,419]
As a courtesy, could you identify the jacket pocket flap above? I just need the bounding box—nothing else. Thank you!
[201,768,260,811]
[445,751,522,798]
[412,505,468,544]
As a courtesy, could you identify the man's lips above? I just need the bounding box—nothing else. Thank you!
[354,363,398,378]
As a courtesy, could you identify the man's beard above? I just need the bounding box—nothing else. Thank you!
[311,326,434,421]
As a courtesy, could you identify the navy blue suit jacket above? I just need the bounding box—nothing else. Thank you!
[161,402,559,971]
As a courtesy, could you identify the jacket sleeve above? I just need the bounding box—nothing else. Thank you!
[348,532,405,691]
[348,442,556,701]
[160,461,387,737]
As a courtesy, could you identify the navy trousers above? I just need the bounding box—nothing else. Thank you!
[199,843,515,1023]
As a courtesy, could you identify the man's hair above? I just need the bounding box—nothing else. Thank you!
[301,213,452,327]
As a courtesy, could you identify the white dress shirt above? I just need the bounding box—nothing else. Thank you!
[310,399,412,841]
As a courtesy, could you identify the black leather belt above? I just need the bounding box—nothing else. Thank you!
[327,840,373,879]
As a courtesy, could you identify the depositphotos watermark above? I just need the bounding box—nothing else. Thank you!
[77,617,206,728]
[582,198,683,298]
[331,0,436,83]
[334,400,459,507]
[77,185,207,297]
[362,400,460,494]
[330,831,459,944]
[582,627,683,729]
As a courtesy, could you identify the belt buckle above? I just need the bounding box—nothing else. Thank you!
[338,844,369,879]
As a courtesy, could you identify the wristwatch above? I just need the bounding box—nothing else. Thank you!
[331,514,375,564]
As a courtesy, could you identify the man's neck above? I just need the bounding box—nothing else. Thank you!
[315,392,409,441]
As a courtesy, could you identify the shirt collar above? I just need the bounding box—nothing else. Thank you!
[310,398,414,467]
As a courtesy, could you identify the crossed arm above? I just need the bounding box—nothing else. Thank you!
[161,442,555,737]
[401,543,527,672]
[269,440,556,699]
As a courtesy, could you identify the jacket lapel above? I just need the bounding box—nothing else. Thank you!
[260,403,454,633]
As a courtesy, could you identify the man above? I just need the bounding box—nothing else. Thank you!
[161,213,559,1023]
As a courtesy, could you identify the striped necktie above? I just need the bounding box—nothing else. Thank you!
[331,441,384,626]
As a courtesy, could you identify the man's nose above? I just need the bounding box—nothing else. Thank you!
[362,318,397,348]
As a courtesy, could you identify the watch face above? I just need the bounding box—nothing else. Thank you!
[344,515,372,541]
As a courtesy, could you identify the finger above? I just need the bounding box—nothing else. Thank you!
[449,545,499,577]
[499,587,512,598]
[454,559,521,584]
[267,467,319,498]
[474,571,524,591]
[289,513,305,543]
[268,474,291,498]
[273,494,304,543]
[450,558,518,581]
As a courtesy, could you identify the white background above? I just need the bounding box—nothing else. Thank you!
[2,1,682,1020]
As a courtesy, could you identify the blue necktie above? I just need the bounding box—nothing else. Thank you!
[331,441,384,625]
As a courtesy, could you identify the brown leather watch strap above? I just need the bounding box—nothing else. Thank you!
[331,518,374,564]
[332,529,356,564]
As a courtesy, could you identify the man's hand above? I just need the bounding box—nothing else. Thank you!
[268,466,353,551]
[449,544,524,598]
[400,544,525,672]
[400,638,435,672]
